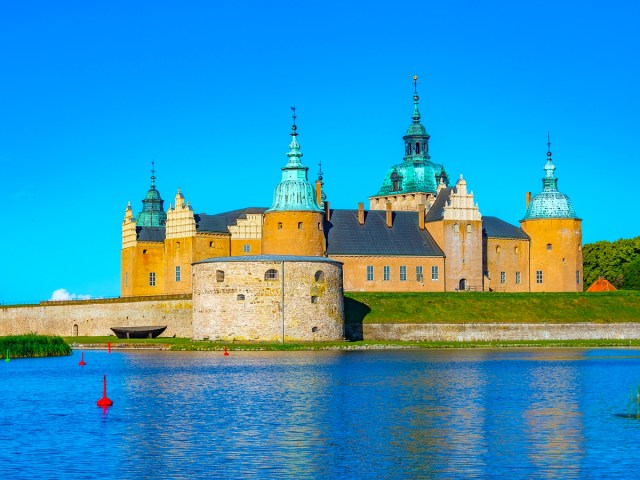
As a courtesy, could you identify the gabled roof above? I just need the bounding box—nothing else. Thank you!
[424,188,452,222]
[195,207,267,233]
[325,209,444,257]
[482,216,530,240]
[136,227,165,242]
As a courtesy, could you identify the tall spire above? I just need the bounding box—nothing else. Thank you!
[412,75,421,123]
[135,161,167,227]
[286,105,303,166]
[544,132,557,183]
[150,160,156,188]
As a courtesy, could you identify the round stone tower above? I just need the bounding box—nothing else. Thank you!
[520,137,583,292]
[262,109,326,257]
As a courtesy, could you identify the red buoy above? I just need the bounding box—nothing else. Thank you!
[108,341,111,354]
[96,375,113,407]
[223,345,229,356]
[78,351,86,366]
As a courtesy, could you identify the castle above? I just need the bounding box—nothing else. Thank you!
[121,79,583,340]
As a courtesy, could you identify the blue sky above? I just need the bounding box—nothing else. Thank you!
[1,0,638,303]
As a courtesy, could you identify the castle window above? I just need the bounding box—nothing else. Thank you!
[176,242,180,249]
[314,270,325,282]
[237,294,245,301]
[243,244,251,253]
[466,224,472,233]
[407,144,412,155]
[516,272,521,284]
[366,265,374,281]
[143,249,148,254]
[265,269,278,281]
[391,171,401,192]
[423,142,427,154]
[312,326,318,332]
[536,270,543,284]
[278,222,283,230]
[514,246,519,254]
[400,266,407,281]
[318,222,321,230]
[415,142,420,154]
[500,271,506,284]
[383,266,390,281]
[576,270,581,284]
[431,266,439,281]
[175,266,181,282]
[210,241,214,248]
[453,223,459,233]
[547,243,552,251]
[416,266,424,282]
[311,296,318,304]
[216,270,224,282]
[496,246,501,254]
[149,272,156,286]
[298,222,303,230]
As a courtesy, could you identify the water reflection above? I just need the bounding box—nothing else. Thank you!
[3,349,640,478]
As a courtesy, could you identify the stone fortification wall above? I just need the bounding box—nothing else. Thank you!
[0,296,192,338]
[192,257,344,341]
[354,323,640,342]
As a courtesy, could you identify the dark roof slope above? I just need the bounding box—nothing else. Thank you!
[482,216,530,240]
[136,226,165,242]
[424,188,452,222]
[326,209,444,257]
[195,207,267,233]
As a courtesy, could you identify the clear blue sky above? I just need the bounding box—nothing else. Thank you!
[1,0,638,303]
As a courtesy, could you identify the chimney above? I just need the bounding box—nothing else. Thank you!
[418,203,425,230]
[525,191,532,209]
[325,201,331,222]
[315,179,323,208]
[386,202,393,228]
[358,202,365,225]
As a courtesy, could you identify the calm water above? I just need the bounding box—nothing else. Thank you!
[2,348,640,479]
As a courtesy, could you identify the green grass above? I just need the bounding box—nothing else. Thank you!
[1,334,71,358]
[64,337,640,351]
[345,291,640,324]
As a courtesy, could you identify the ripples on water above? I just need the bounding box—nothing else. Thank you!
[2,348,640,479]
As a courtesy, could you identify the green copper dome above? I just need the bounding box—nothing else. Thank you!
[523,146,578,220]
[266,112,323,213]
[375,78,450,196]
[135,165,167,227]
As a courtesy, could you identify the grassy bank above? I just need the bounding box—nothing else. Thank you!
[1,334,71,358]
[345,291,640,324]
[65,336,640,351]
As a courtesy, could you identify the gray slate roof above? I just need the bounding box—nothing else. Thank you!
[482,216,530,240]
[325,209,444,257]
[424,188,452,222]
[195,207,267,233]
[136,227,165,242]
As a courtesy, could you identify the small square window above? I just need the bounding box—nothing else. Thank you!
[243,244,251,253]
[149,272,156,287]
[366,265,374,281]
[536,270,543,284]
[547,244,552,251]
[431,266,439,281]
[500,271,506,284]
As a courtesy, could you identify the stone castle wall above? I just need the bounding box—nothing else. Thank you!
[352,323,640,342]
[192,258,344,341]
[0,296,192,338]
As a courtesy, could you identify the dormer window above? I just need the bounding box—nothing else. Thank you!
[391,171,402,192]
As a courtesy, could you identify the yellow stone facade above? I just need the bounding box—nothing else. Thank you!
[262,210,326,257]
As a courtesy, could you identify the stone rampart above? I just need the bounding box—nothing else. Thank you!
[0,296,192,338]
[355,323,640,341]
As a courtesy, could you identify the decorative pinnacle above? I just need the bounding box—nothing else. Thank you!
[290,105,298,137]
[151,160,156,188]
[318,160,323,181]
[412,75,421,123]
[547,131,552,158]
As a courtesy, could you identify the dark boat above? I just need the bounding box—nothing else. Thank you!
[110,326,167,339]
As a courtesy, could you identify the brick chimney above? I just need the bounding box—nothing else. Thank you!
[325,201,331,222]
[386,203,393,228]
[526,192,531,209]
[358,202,365,225]
[418,203,425,230]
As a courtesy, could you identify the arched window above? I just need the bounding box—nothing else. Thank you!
[265,269,278,281]
[423,143,427,154]
[453,223,459,233]
[547,243,552,251]
[176,242,180,249]
[496,246,501,254]
[237,294,245,301]
[209,241,214,248]
[311,296,318,304]
[314,270,325,282]
[407,144,412,155]
[514,246,519,254]
[318,222,321,230]
[277,222,283,230]
[415,142,420,154]
[216,270,224,282]
[298,222,303,230]
[466,224,471,233]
